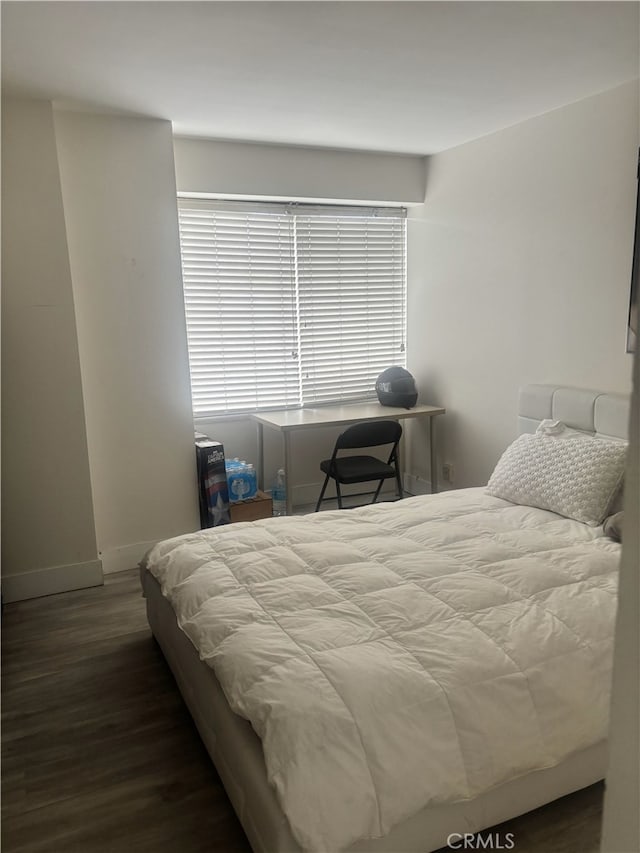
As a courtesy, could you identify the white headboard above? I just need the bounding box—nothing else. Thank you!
[519,384,630,441]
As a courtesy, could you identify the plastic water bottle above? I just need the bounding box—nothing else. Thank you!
[245,464,257,499]
[272,468,287,516]
[226,459,257,502]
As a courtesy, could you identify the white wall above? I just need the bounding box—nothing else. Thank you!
[601,346,639,853]
[2,106,420,596]
[1,98,102,600]
[54,111,199,572]
[407,81,638,489]
[194,415,349,506]
[5,82,635,596]
[174,137,425,205]
[177,137,427,500]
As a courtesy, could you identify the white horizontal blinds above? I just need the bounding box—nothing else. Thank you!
[178,200,299,416]
[178,199,407,415]
[295,210,406,405]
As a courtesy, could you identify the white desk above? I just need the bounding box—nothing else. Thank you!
[250,401,445,515]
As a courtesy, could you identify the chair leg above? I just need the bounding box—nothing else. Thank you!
[372,479,385,503]
[395,466,404,499]
[335,480,343,510]
[315,473,331,512]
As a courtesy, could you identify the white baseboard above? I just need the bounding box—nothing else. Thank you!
[291,481,327,507]
[403,472,456,495]
[2,559,104,603]
[403,472,432,496]
[296,473,435,500]
[288,478,406,509]
[100,540,159,574]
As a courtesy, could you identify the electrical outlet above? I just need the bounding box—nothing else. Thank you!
[442,463,454,483]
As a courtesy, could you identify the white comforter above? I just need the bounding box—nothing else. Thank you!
[145,488,619,852]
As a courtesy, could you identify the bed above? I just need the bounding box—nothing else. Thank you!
[141,384,629,853]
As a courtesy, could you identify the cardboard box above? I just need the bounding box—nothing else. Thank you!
[229,490,273,523]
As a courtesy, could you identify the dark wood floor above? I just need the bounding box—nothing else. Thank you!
[2,569,604,853]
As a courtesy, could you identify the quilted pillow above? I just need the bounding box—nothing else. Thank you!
[486,433,626,525]
[534,420,627,515]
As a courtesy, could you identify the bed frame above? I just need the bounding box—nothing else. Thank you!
[142,385,629,853]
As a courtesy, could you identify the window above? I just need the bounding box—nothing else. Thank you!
[178,199,406,416]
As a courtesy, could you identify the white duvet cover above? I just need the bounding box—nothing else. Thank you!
[144,488,620,852]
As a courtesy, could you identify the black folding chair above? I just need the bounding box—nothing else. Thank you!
[314,420,403,511]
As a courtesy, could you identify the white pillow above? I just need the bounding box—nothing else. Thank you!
[535,420,627,514]
[486,433,626,525]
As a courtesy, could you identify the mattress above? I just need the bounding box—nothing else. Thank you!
[142,487,620,852]
[143,570,606,853]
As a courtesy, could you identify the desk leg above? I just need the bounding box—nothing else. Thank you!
[430,417,438,494]
[283,432,293,515]
[256,422,264,491]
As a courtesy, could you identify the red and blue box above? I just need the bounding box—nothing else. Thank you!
[195,433,230,528]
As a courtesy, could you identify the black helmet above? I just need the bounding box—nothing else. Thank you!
[375,366,418,409]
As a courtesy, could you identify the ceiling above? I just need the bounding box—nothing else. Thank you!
[2,1,638,156]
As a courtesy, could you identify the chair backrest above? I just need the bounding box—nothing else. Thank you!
[335,420,402,450]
